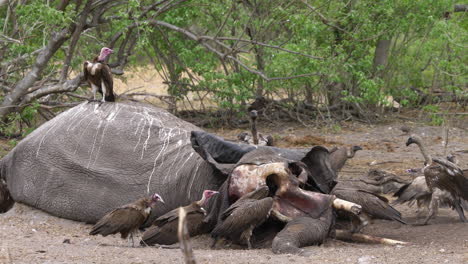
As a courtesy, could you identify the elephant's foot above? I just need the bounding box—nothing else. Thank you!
[272,214,332,255]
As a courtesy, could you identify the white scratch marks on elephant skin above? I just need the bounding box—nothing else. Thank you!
[141,118,154,159]
[187,159,202,199]
[86,120,103,169]
[133,118,145,152]
[175,152,193,180]
[164,130,183,183]
[146,128,173,194]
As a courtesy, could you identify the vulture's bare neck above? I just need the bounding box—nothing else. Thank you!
[414,139,432,165]
[251,118,258,145]
[346,148,356,158]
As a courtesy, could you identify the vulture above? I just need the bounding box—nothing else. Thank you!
[237,110,274,146]
[334,169,407,195]
[329,145,362,173]
[393,176,468,219]
[140,190,219,246]
[83,47,115,102]
[0,179,14,213]
[332,187,406,232]
[406,135,468,224]
[211,186,273,249]
[90,193,164,246]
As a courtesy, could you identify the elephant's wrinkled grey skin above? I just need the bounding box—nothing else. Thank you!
[1,101,339,252]
[0,101,226,223]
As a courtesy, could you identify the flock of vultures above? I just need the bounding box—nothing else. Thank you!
[0,48,467,260]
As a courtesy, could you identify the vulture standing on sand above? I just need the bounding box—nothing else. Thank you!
[211,186,274,249]
[90,193,164,246]
[83,47,115,102]
[329,145,362,173]
[0,180,14,213]
[140,190,219,246]
[406,135,468,224]
[237,110,274,146]
[332,187,406,232]
[393,176,468,217]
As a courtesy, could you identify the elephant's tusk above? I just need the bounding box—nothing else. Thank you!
[334,230,408,245]
[332,197,362,215]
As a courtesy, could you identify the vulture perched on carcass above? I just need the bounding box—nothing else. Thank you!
[211,186,273,249]
[329,145,362,173]
[90,193,164,246]
[237,110,274,146]
[0,179,14,213]
[140,190,218,246]
[83,47,115,102]
[332,187,406,232]
[406,135,468,224]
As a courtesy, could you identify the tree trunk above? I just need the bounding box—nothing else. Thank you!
[372,39,391,75]
[0,28,70,119]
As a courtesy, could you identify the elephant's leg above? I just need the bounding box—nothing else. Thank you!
[272,209,333,255]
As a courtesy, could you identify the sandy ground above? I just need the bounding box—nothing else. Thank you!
[1,120,468,264]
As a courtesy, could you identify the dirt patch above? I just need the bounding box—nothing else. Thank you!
[1,121,468,264]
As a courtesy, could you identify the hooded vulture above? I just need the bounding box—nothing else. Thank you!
[406,135,468,224]
[332,187,406,232]
[83,47,115,102]
[90,193,164,246]
[140,190,218,246]
[211,186,273,249]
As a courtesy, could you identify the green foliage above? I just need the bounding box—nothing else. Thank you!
[422,105,444,126]
[1,0,466,127]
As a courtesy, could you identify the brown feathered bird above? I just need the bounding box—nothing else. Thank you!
[393,176,468,220]
[332,187,406,232]
[237,110,274,146]
[0,179,14,213]
[406,135,468,224]
[90,193,164,246]
[140,190,219,246]
[329,146,362,173]
[211,186,273,249]
[83,47,115,102]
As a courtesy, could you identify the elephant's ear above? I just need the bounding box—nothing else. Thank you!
[190,131,255,174]
[300,146,337,194]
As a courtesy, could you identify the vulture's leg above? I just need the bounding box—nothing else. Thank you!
[453,198,467,223]
[419,193,439,225]
[210,237,218,249]
[350,213,370,233]
[101,81,107,103]
[91,83,99,101]
[240,226,254,249]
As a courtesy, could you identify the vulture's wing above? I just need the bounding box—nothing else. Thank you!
[141,210,207,246]
[212,197,273,238]
[430,158,468,201]
[152,208,180,227]
[101,64,113,92]
[392,176,431,206]
[333,188,406,224]
[90,207,146,236]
